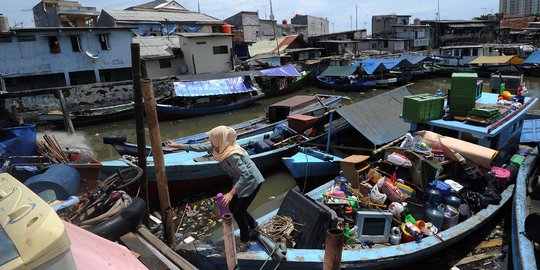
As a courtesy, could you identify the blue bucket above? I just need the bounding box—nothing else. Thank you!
[24,164,81,202]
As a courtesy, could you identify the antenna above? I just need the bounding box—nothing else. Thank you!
[197,0,200,13]
[437,0,440,21]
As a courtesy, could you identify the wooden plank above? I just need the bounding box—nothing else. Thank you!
[0,87,70,99]
[474,237,503,250]
[453,250,502,266]
[120,232,170,270]
[137,226,199,270]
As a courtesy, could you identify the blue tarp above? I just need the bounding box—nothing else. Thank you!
[260,65,301,77]
[525,51,540,64]
[0,122,37,165]
[173,77,255,97]
[357,58,416,74]
[162,23,179,36]
[360,61,387,75]
[398,55,434,65]
[129,23,161,36]
[181,24,203,33]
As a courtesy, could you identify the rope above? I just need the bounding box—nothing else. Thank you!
[79,192,131,228]
[259,216,298,244]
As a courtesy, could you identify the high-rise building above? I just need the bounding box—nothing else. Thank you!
[500,0,540,15]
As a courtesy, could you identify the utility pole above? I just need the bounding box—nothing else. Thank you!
[355,5,358,30]
[332,22,335,33]
[350,15,352,31]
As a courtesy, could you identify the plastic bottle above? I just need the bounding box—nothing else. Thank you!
[216,193,230,218]
[333,171,351,192]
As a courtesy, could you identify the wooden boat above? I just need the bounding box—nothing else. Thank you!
[258,69,313,97]
[156,76,263,120]
[38,102,134,127]
[316,66,377,92]
[511,148,540,270]
[104,94,344,156]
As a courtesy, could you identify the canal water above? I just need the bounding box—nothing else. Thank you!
[58,75,540,269]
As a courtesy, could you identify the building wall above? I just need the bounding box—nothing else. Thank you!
[372,15,411,38]
[291,15,329,37]
[0,28,132,91]
[242,13,260,42]
[179,35,232,74]
[144,58,187,78]
[33,2,62,27]
[500,0,540,15]
[393,26,433,49]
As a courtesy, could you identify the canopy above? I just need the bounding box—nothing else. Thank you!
[398,55,434,65]
[360,61,387,75]
[336,86,412,146]
[260,65,301,77]
[360,58,416,74]
[468,55,524,65]
[319,66,358,77]
[524,51,540,64]
[173,77,255,97]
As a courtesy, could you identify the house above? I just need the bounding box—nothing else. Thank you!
[133,36,188,78]
[313,37,407,56]
[0,27,132,91]
[290,14,329,38]
[308,30,369,56]
[420,20,497,47]
[177,33,233,74]
[125,0,189,12]
[32,0,100,27]
[97,9,224,36]
[393,23,434,50]
[372,15,411,38]
[248,35,308,59]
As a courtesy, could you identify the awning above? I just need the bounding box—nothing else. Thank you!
[319,66,358,77]
[173,77,255,97]
[260,65,301,77]
[359,61,387,75]
[525,51,540,64]
[398,55,434,65]
[468,55,524,65]
[363,58,416,70]
[336,86,412,146]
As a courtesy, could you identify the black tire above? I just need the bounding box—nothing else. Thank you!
[104,166,142,189]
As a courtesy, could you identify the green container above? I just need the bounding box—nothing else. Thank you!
[448,94,475,116]
[510,154,525,167]
[469,106,499,118]
[451,73,478,97]
[403,94,444,122]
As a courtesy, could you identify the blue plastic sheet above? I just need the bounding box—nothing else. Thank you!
[260,65,301,77]
[181,24,203,33]
[525,51,540,64]
[173,77,255,97]
[0,122,37,165]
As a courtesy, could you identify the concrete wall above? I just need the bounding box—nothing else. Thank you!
[1,78,173,115]
[0,28,132,90]
[242,13,260,42]
[179,35,232,74]
[33,2,62,27]
[143,57,187,78]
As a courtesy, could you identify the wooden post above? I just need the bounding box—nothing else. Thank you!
[222,213,237,270]
[323,228,343,270]
[56,89,75,134]
[131,43,150,227]
[141,79,174,245]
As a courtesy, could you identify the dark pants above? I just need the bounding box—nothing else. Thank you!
[229,184,261,242]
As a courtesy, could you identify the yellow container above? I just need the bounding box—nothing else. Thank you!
[0,173,74,269]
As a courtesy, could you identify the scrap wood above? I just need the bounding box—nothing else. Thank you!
[452,249,503,267]
[474,237,503,250]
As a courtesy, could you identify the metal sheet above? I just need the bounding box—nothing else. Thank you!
[260,65,301,77]
[469,55,524,65]
[520,119,540,143]
[336,86,412,146]
[318,66,358,77]
[268,95,318,109]
[525,51,540,64]
[105,10,222,23]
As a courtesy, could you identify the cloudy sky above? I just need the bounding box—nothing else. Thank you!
[2,0,498,33]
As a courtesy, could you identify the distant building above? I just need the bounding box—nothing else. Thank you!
[32,0,99,27]
[500,0,540,15]
[393,24,434,50]
[133,36,188,78]
[421,20,497,48]
[308,30,368,55]
[97,9,224,36]
[372,15,411,38]
[177,33,233,74]
[0,27,132,91]
[125,0,188,12]
[290,14,329,38]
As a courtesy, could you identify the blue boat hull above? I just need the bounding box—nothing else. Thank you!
[317,77,376,92]
[156,97,260,119]
[281,150,342,179]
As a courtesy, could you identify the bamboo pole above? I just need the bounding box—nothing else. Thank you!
[323,228,343,270]
[56,89,75,134]
[131,43,150,227]
[222,213,237,270]
[141,79,174,245]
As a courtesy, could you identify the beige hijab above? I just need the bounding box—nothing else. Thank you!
[207,126,248,162]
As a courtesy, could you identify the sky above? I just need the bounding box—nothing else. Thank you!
[1,0,499,33]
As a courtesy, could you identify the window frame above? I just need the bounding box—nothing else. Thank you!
[212,45,228,55]
[70,35,82,52]
[48,36,61,54]
[159,58,172,69]
[98,33,110,50]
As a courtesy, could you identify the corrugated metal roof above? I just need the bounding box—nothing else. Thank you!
[469,55,524,65]
[447,23,486,28]
[319,66,358,77]
[336,86,412,146]
[525,51,540,64]
[133,36,180,59]
[104,10,222,23]
[248,35,299,56]
[269,95,318,109]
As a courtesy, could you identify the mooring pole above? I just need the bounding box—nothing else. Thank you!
[222,213,238,270]
[56,89,75,134]
[323,228,343,270]
[141,79,174,245]
[131,43,150,226]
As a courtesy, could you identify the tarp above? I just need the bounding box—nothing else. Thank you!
[336,86,412,146]
[319,66,358,77]
[0,122,36,165]
[364,58,416,70]
[181,24,203,33]
[398,55,434,65]
[173,77,255,97]
[260,65,301,77]
[360,61,387,75]
[468,55,524,65]
[525,51,540,64]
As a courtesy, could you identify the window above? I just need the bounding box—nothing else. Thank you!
[48,36,61,54]
[383,40,388,48]
[16,35,36,42]
[196,41,206,45]
[98,34,110,50]
[213,45,228,54]
[472,48,479,56]
[0,36,12,43]
[159,58,172,69]
[462,48,471,56]
[70,35,82,51]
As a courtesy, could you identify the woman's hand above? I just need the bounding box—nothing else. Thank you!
[221,192,234,206]
[166,140,184,149]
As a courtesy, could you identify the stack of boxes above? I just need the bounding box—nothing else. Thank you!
[448,73,478,117]
[402,94,445,122]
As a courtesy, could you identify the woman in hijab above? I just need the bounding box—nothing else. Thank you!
[166,126,264,251]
